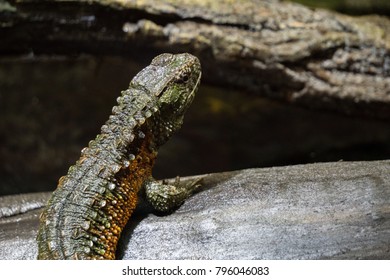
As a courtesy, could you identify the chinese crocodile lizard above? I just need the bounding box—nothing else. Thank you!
[37,53,202,259]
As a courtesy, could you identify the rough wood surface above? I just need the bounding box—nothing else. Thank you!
[1,0,389,119]
[1,160,389,260]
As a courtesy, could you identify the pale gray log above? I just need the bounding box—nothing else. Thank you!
[0,160,389,259]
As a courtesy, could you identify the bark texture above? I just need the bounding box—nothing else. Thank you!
[1,0,389,118]
[0,160,389,260]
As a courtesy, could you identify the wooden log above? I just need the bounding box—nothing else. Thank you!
[1,160,389,259]
[1,0,389,119]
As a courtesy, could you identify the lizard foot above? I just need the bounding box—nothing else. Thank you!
[144,177,202,213]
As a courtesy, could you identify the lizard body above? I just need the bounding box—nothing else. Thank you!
[37,53,201,260]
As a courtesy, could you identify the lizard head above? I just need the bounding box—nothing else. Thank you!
[134,53,201,147]
[153,53,201,116]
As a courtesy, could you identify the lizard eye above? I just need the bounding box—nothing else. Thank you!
[176,72,190,84]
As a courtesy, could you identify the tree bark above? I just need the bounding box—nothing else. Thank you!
[1,160,389,260]
[1,0,389,119]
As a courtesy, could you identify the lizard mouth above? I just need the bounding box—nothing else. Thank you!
[188,70,202,103]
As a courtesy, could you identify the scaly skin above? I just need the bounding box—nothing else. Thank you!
[37,53,201,259]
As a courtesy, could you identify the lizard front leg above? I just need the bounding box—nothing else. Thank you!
[144,177,202,212]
